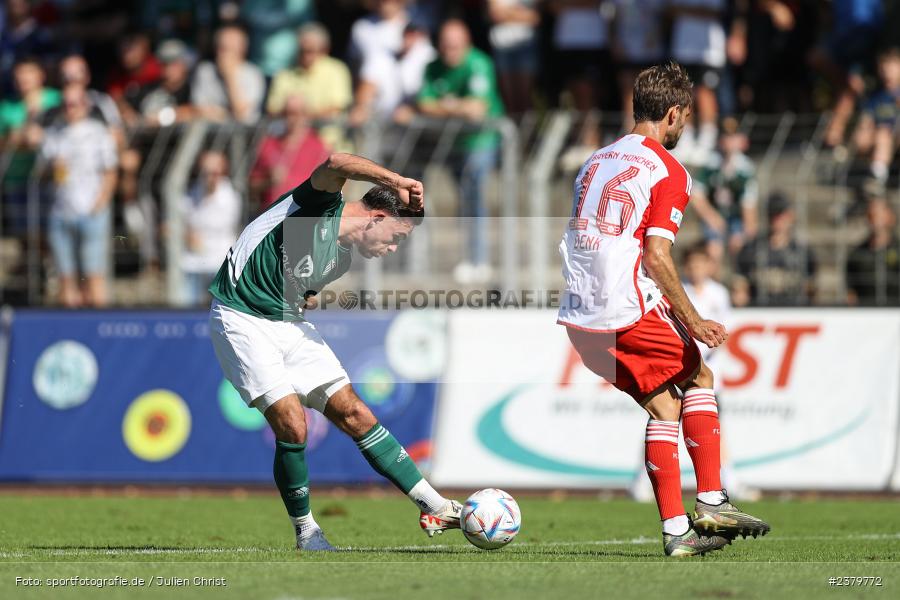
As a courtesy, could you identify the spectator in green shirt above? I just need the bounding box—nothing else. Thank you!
[0,57,61,141]
[0,57,61,235]
[689,120,759,273]
[418,19,505,283]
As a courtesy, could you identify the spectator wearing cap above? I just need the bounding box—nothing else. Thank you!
[117,39,198,274]
[181,150,241,306]
[736,193,817,306]
[128,39,196,127]
[266,22,352,120]
[487,0,540,115]
[349,19,435,126]
[41,84,118,307]
[192,23,265,124]
[250,94,330,212]
[846,198,900,306]
[417,19,505,284]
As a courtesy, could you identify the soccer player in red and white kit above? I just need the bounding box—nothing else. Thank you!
[558,62,770,557]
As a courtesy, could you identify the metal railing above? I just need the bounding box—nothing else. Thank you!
[3,110,900,307]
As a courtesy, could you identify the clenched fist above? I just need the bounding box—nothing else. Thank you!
[688,319,728,348]
[396,177,424,212]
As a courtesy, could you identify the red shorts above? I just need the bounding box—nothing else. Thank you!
[565,299,701,401]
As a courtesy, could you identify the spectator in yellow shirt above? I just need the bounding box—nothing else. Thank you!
[266,22,352,119]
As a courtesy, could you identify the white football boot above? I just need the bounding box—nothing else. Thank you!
[419,499,463,537]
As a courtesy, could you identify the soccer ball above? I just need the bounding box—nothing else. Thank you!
[460,488,521,550]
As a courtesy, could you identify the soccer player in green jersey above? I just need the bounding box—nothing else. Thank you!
[208,153,461,550]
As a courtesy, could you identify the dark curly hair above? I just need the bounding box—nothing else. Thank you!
[361,185,424,225]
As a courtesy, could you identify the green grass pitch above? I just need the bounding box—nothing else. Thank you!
[0,492,898,599]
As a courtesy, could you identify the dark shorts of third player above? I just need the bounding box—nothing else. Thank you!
[566,297,701,402]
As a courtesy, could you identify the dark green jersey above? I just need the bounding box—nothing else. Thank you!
[418,48,505,151]
[209,179,352,321]
[692,151,757,223]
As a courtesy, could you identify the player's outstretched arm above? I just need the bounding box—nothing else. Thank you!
[643,235,728,348]
[310,153,424,211]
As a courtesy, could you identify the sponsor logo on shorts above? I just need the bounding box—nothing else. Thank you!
[322,258,336,276]
[397,447,409,463]
[319,227,328,241]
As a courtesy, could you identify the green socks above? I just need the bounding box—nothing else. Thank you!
[273,424,446,533]
[273,440,310,518]
[355,423,424,494]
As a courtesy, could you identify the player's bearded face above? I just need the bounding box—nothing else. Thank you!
[358,217,414,259]
[663,106,689,150]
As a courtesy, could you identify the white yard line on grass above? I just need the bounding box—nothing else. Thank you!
[6,533,898,558]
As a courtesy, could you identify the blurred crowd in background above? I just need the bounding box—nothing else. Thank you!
[1,0,899,310]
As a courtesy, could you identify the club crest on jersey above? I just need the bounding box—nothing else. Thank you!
[293,254,314,279]
[322,258,336,276]
[670,207,683,226]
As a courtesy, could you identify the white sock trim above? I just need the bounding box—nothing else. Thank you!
[290,512,320,540]
[683,388,718,415]
[356,425,388,450]
[646,419,680,444]
[407,478,447,514]
[697,490,727,505]
[662,514,690,536]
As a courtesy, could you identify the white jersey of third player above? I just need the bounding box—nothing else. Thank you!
[558,134,692,332]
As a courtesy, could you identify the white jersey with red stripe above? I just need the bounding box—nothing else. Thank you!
[557,134,692,332]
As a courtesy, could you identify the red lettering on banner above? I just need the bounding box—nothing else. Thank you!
[723,323,822,388]
[723,325,764,387]
[773,325,821,388]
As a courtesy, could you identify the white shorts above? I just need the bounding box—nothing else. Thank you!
[209,299,350,413]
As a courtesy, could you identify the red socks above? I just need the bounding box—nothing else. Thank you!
[645,419,684,520]
[682,388,722,494]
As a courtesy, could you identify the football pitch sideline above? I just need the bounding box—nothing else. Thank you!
[0,493,897,599]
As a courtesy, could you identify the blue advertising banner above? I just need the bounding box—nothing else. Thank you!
[0,310,439,483]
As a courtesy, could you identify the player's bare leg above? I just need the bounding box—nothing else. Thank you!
[677,363,771,540]
[264,393,335,551]
[323,384,461,536]
[640,382,730,556]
